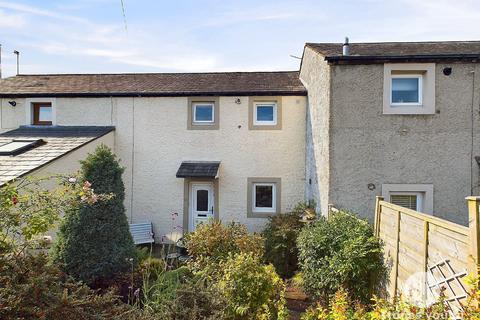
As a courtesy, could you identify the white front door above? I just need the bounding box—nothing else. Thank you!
[189,182,214,231]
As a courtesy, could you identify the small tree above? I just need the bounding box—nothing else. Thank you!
[52,145,136,284]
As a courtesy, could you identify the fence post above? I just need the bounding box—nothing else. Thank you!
[374,196,384,237]
[466,196,480,278]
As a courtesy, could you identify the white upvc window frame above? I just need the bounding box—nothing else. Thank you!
[390,74,423,106]
[381,183,433,214]
[192,102,215,124]
[253,102,277,126]
[252,182,276,213]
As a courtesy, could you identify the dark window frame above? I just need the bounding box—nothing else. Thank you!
[32,103,52,125]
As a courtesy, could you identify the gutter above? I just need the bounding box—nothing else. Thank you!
[325,54,480,65]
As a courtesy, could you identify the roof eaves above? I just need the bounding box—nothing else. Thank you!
[0,90,308,98]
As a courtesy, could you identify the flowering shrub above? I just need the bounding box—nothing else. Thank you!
[0,175,106,255]
[216,252,288,320]
[297,211,386,304]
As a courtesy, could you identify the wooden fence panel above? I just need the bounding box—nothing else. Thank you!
[374,196,480,313]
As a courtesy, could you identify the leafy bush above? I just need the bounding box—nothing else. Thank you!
[51,145,137,284]
[297,211,386,304]
[0,253,150,320]
[216,253,288,320]
[262,212,304,278]
[185,221,264,270]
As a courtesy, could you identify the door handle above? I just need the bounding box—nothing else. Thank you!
[211,206,214,214]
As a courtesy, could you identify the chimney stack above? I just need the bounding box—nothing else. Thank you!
[342,37,350,56]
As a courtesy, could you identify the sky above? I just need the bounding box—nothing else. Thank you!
[0,0,479,77]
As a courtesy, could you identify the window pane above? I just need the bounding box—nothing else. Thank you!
[256,105,274,121]
[39,106,52,121]
[392,78,419,103]
[390,195,417,211]
[196,190,209,211]
[194,105,213,122]
[255,185,273,208]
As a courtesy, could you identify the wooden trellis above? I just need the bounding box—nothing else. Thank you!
[427,259,468,319]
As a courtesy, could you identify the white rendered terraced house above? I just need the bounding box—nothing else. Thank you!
[0,71,307,240]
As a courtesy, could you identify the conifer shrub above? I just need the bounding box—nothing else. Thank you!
[51,144,136,284]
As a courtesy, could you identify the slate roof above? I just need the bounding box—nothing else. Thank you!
[306,41,480,64]
[0,126,114,186]
[0,71,306,98]
[176,161,221,178]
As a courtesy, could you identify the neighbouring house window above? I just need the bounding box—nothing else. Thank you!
[391,75,422,105]
[187,97,219,130]
[254,102,277,125]
[247,177,281,217]
[383,63,435,115]
[381,184,433,214]
[389,192,424,211]
[193,102,214,124]
[32,103,52,125]
[249,97,282,130]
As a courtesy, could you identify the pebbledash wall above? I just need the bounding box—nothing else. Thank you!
[300,45,480,225]
[0,96,306,239]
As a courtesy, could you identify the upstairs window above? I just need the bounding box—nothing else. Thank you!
[187,97,219,130]
[193,102,214,124]
[32,103,52,125]
[254,102,277,125]
[391,75,422,105]
[383,63,435,115]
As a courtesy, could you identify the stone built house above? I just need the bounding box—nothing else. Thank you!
[0,41,479,240]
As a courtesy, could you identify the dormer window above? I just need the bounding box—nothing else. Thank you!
[32,103,52,125]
